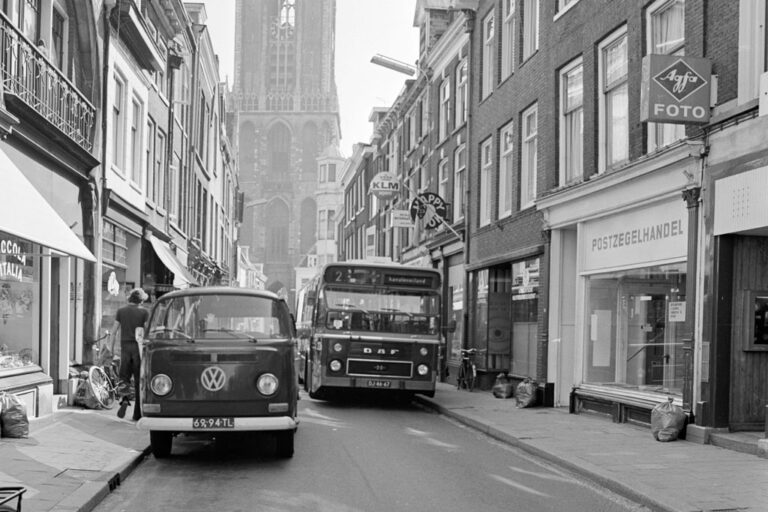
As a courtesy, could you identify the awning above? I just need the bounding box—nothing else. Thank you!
[148,234,198,288]
[0,148,96,262]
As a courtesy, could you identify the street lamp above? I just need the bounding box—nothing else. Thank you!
[370,54,416,76]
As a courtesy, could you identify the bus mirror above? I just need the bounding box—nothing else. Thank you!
[443,320,457,334]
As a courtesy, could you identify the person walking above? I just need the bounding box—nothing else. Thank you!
[110,288,149,421]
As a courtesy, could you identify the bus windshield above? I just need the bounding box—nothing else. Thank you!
[320,287,440,335]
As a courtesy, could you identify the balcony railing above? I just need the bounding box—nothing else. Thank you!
[234,89,339,113]
[0,13,96,153]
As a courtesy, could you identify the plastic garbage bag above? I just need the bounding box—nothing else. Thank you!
[74,374,102,409]
[492,373,514,399]
[651,398,686,442]
[515,377,538,408]
[0,391,29,438]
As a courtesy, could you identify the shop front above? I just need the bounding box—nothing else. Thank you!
[575,199,688,422]
[0,147,96,417]
[539,142,699,418]
[465,254,542,390]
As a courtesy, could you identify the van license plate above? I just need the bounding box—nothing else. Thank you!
[193,417,235,429]
[366,380,391,388]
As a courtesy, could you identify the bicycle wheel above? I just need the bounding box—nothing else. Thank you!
[456,361,466,390]
[88,366,116,409]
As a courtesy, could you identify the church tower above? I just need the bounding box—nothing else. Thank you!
[233,0,340,303]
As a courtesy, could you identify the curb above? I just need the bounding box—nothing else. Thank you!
[413,395,678,512]
[71,446,151,512]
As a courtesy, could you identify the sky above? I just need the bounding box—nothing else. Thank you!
[200,0,420,158]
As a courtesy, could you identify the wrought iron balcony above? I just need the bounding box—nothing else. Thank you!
[0,13,96,153]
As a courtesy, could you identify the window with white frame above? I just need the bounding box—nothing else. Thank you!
[479,138,492,226]
[560,58,583,185]
[455,59,468,128]
[439,79,451,141]
[521,104,537,208]
[420,94,429,139]
[111,73,125,171]
[146,118,155,200]
[499,121,514,218]
[558,0,579,11]
[522,0,539,61]
[128,97,143,186]
[599,27,628,172]
[482,11,495,99]
[319,164,327,183]
[154,130,166,208]
[327,209,335,240]
[647,0,686,151]
[408,107,417,150]
[737,0,767,104]
[453,144,466,221]
[501,0,515,80]
[438,156,449,220]
[318,210,328,239]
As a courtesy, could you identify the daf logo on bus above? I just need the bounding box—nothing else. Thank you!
[363,347,400,356]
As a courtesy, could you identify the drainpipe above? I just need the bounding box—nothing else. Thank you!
[94,0,117,359]
[461,9,475,358]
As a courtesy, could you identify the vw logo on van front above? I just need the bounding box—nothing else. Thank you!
[200,366,226,392]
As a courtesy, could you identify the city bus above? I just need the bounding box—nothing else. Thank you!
[296,262,443,400]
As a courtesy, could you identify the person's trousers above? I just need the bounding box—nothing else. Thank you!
[118,340,141,420]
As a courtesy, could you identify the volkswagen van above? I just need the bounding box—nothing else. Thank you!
[137,287,298,458]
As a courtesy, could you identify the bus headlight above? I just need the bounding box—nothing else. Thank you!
[417,364,429,376]
[329,359,343,372]
[151,374,173,396]
[332,342,344,352]
[257,373,279,396]
[419,347,429,356]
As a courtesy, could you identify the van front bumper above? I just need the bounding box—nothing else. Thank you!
[137,416,297,432]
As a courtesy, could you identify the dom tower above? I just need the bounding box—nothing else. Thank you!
[233,0,341,303]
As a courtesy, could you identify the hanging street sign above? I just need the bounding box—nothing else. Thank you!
[369,172,401,200]
[410,192,447,230]
[640,54,711,124]
[391,209,413,228]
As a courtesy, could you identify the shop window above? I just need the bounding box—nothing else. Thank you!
[585,263,686,394]
[0,233,41,373]
[746,291,768,351]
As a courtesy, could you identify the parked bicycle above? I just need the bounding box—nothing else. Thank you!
[456,347,479,391]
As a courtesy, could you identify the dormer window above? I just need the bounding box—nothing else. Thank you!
[280,0,295,27]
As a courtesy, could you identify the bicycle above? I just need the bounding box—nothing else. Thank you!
[456,348,478,391]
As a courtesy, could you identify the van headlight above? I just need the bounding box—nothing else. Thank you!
[329,359,343,372]
[419,347,429,356]
[151,374,173,396]
[417,364,429,376]
[257,373,279,396]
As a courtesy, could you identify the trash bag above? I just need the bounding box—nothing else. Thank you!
[492,373,514,399]
[0,391,29,438]
[515,377,538,408]
[651,398,686,442]
[73,375,102,409]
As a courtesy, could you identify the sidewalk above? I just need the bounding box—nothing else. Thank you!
[1,385,766,512]
[0,403,149,512]
[415,383,768,512]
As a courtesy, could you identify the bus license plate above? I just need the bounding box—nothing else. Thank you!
[193,417,235,429]
[367,379,391,388]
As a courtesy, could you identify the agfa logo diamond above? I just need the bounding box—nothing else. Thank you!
[653,59,707,102]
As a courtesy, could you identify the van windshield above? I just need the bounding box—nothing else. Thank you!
[148,294,292,341]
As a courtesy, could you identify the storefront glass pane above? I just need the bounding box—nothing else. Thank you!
[0,233,41,372]
[511,258,539,377]
[585,262,686,394]
[471,270,488,359]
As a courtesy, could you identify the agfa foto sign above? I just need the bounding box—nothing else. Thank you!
[641,54,711,124]
[369,172,400,200]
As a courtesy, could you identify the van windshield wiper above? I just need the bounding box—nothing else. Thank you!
[202,327,258,343]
